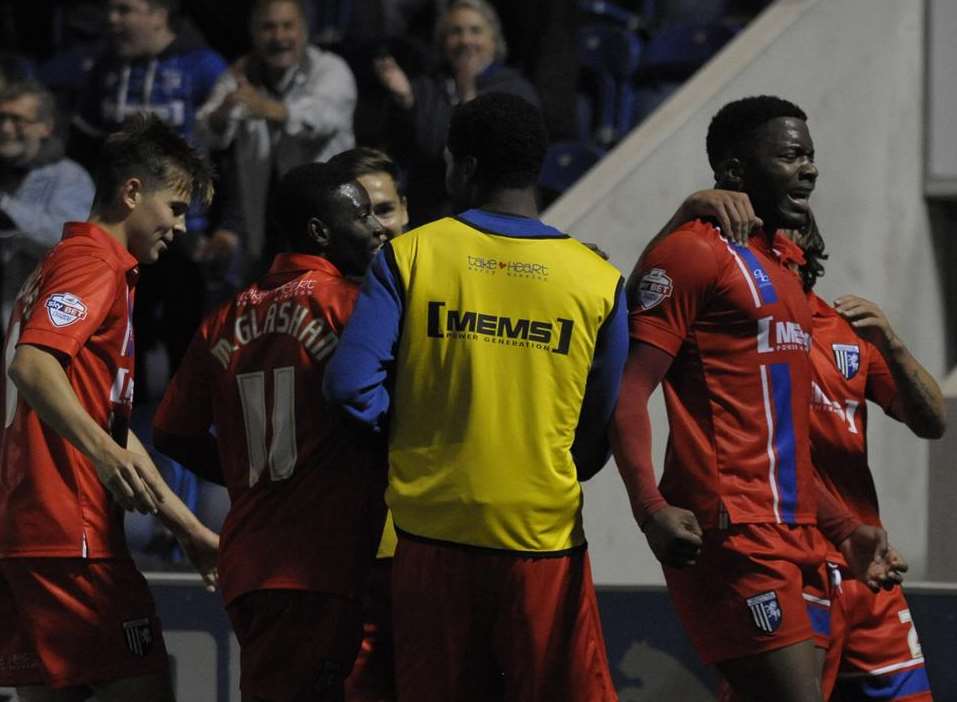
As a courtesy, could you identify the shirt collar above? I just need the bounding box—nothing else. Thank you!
[458,209,565,238]
[747,229,797,261]
[808,291,835,318]
[267,252,343,278]
[62,221,139,273]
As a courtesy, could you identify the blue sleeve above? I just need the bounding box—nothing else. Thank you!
[323,244,404,431]
[192,49,228,104]
[572,277,629,480]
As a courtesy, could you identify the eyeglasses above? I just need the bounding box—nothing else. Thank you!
[0,112,42,128]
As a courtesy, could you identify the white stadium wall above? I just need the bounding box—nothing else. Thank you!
[547,0,946,584]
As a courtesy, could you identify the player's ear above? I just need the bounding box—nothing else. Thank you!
[716,157,745,191]
[307,217,330,249]
[120,177,144,212]
[460,155,479,182]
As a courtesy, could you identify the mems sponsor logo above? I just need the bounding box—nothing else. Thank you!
[427,301,573,354]
[466,256,549,281]
[756,316,811,354]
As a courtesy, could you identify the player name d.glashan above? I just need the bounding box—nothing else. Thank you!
[210,300,336,368]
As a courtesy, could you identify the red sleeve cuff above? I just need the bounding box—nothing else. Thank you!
[18,329,82,359]
[629,316,684,356]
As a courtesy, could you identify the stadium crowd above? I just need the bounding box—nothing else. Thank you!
[0,1,942,701]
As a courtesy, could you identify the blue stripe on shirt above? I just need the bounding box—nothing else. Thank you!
[734,244,778,305]
[769,362,798,523]
[837,666,931,701]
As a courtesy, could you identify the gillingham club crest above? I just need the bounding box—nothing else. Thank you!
[638,268,673,310]
[832,343,861,380]
[746,591,782,634]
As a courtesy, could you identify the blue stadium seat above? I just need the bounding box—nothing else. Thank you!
[629,80,682,127]
[577,24,642,145]
[578,0,643,31]
[623,22,737,129]
[539,141,607,196]
[638,22,736,81]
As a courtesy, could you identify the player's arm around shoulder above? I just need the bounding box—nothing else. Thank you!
[634,189,760,272]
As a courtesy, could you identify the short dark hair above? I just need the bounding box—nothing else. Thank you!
[706,95,808,171]
[0,80,56,124]
[275,162,352,253]
[798,210,828,291]
[447,92,548,189]
[328,147,404,195]
[92,114,214,209]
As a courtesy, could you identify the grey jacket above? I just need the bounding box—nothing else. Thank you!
[1,145,95,325]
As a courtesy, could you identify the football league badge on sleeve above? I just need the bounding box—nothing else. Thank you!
[832,343,861,380]
[746,591,782,634]
[122,618,154,657]
[45,292,88,328]
[638,268,673,310]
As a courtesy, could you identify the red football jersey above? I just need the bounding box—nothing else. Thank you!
[153,253,387,605]
[1,222,138,558]
[807,292,897,529]
[629,222,816,528]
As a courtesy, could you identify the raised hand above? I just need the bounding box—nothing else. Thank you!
[680,190,762,245]
[833,295,897,351]
[373,55,414,109]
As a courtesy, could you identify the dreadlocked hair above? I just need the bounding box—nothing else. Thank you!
[799,211,828,291]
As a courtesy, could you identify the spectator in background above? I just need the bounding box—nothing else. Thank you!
[197,0,357,280]
[374,0,539,225]
[70,0,226,204]
[0,80,94,329]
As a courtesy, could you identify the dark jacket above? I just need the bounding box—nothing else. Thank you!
[389,63,540,226]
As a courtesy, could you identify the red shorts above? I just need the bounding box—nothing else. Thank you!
[392,536,616,702]
[0,558,168,689]
[344,558,395,702]
[826,578,933,701]
[227,588,364,702]
[664,523,828,664]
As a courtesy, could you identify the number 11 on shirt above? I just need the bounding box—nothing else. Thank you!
[236,366,298,486]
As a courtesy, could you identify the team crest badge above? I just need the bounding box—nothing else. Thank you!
[638,268,673,310]
[746,591,782,634]
[122,618,154,657]
[832,343,861,380]
[45,292,88,328]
